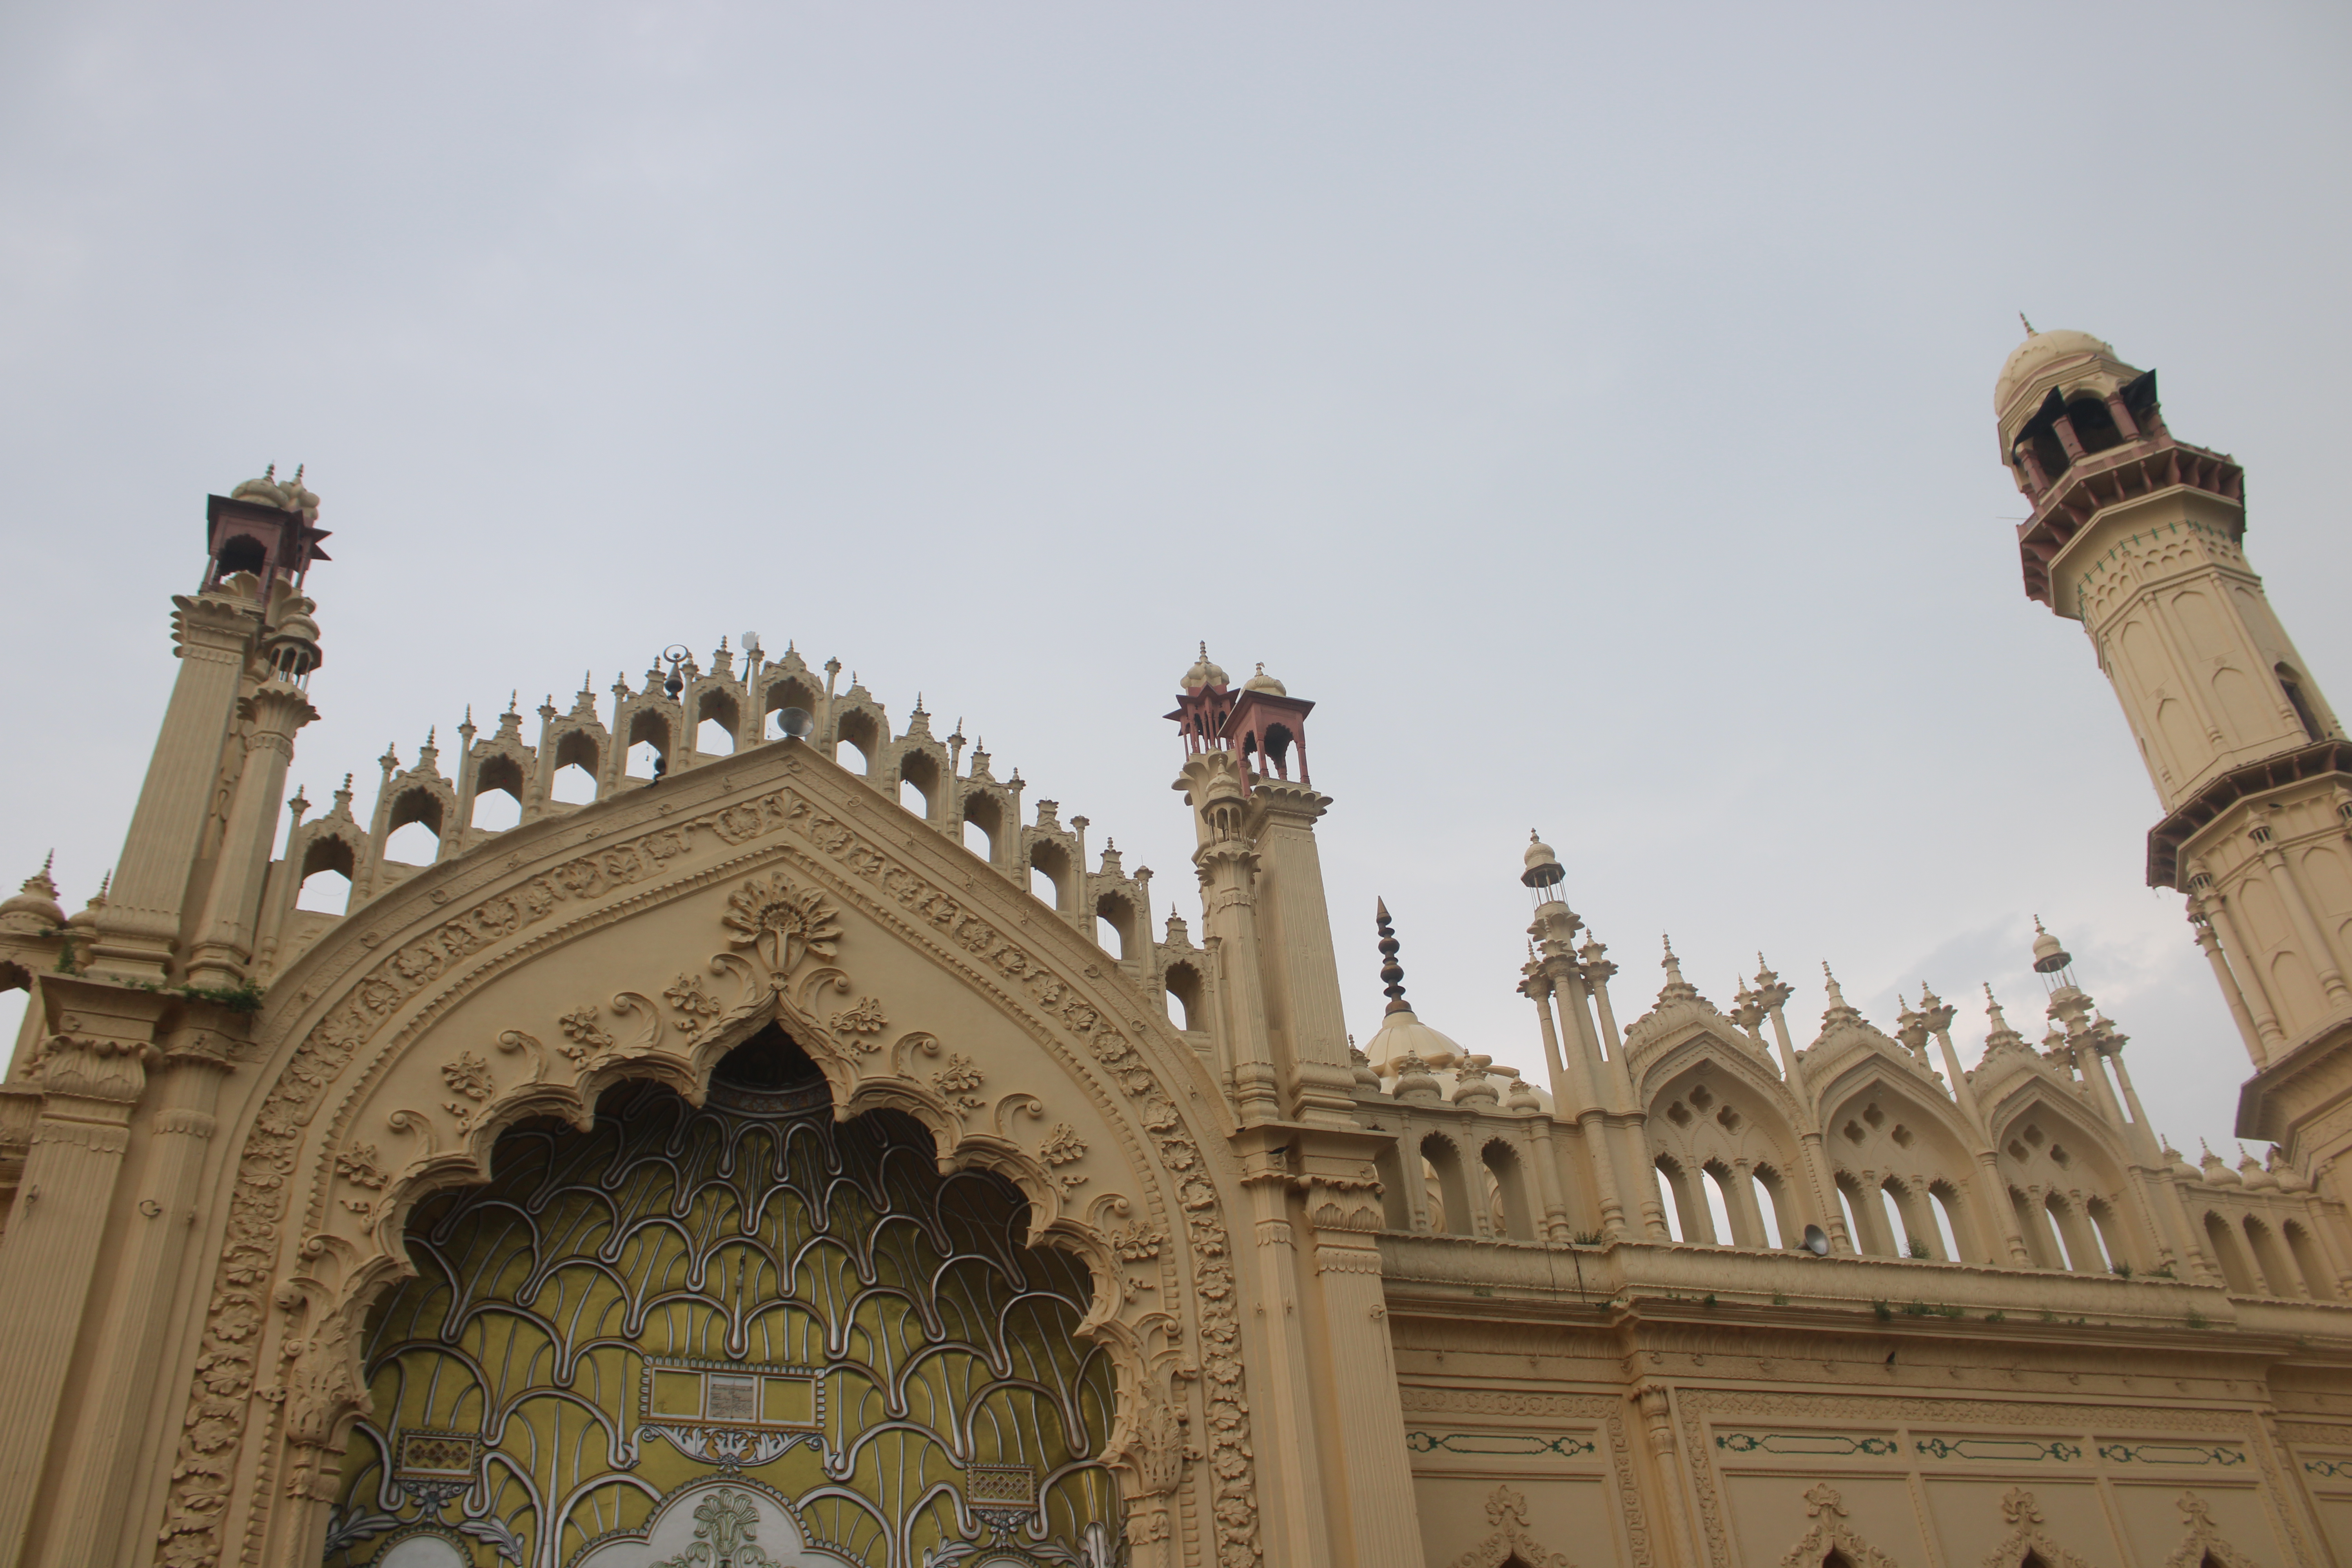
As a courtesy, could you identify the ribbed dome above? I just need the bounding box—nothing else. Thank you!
[1180,642,1229,693]
[1994,328,2114,416]
[1243,662,1286,695]
[1366,1005,1464,1074]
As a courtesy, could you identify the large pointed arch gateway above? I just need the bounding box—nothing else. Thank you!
[154,744,1256,1568]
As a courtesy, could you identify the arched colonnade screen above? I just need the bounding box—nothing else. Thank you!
[325,1026,1122,1568]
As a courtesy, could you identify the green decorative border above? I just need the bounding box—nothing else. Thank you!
[2098,1443,2245,1467]
[1405,1430,1597,1458]
[1915,1437,2082,1463]
[1715,1432,1898,1458]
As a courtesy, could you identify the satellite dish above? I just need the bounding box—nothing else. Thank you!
[742,631,762,659]
[1801,1224,1831,1257]
[777,707,815,742]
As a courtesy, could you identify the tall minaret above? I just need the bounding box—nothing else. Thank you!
[86,471,327,982]
[1994,327,2351,1144]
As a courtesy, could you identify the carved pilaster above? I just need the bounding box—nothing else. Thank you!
[186,680,316,988]
[0,979,169,1561]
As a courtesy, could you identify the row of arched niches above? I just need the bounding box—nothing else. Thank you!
[324,1029,1123,1568]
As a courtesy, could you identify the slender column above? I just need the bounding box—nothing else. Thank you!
[1760,970,1851,1254]
[89,595,257,980]
[1724,1158,1767,1249]
[2258,838,2352,1009]
[2192,904,2269,1064]
[0,982,167,1564]
[185,683,316,988]
[1634,1386,1702,1568]
[1523,968,1572,1109]
[35,1036,233,1568]
[1521,1114,1574,1244]
[1922,992,2031,1265]
[2203,890,2287,1050]
[1197,837,1280,1123]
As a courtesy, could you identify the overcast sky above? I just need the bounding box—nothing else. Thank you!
[2,2,2347,1154]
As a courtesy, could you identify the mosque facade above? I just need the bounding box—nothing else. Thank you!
[0,329,2346,1566]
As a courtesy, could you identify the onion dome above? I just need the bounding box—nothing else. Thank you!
[2030,917,2072,976]
[1521,830,1565,891]
[1503,1069,1544,1111]
[1367,1006,1465,1076]
[1995,325,2118,416]
[1243,662,1286,695]
[2161,1140,2201,1181]
[2271,1149,2312,1194]
[2238,1148,2279,1191]
[2199,1140,2242,1186]
[0,854,65,932]
[1180,642,1229,693]
[229,466,292,510]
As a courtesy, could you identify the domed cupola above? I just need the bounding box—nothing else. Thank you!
[1180,642,1229,694]
[0,854,66,934]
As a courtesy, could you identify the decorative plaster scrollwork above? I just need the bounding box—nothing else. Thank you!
[1981,1487,2090,1568]
[557,1004,614,1060]
[159,777,1263,1568]
[2163,1492,2261,1568]
[663,973,723,1036]
[332,1145,390,1191]
[1443,1485,1576,1568]
[1777,1484,1896,1568]
[829,996,887,1049]
[437,1051,495,1132]
[722,869,842,975]
[931,1051,986,1111]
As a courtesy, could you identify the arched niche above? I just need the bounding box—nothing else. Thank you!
[1815,1067,1990,1260]
[147,746,1259,1568]
[326,1027,1125,1565]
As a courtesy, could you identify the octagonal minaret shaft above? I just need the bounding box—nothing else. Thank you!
[1997,327,2352,1100]
[1998,326,2339,837]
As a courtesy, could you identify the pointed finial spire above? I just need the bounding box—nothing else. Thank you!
[1984,982,2013,1034]
[2020,312,2036,335]
[95,869,109,899]
[1821,961,1845,1007]
[1662,934,1683,979]
[1376,899,1409,1013]
[1200,640,1209,659]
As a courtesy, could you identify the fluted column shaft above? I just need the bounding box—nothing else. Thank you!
[36,1040,231,1568]
[0,982,167,1565]
[2203,893,2287,1051]
[2193,911,2269,1065]
[186,683,315,988]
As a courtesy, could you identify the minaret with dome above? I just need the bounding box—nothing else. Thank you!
[1995,324,2352,1187]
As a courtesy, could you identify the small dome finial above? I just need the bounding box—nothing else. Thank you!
[2020,312,2036,336]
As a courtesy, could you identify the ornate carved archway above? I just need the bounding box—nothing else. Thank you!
[326,1032,1125,1566]
[149,748,1260,1568]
